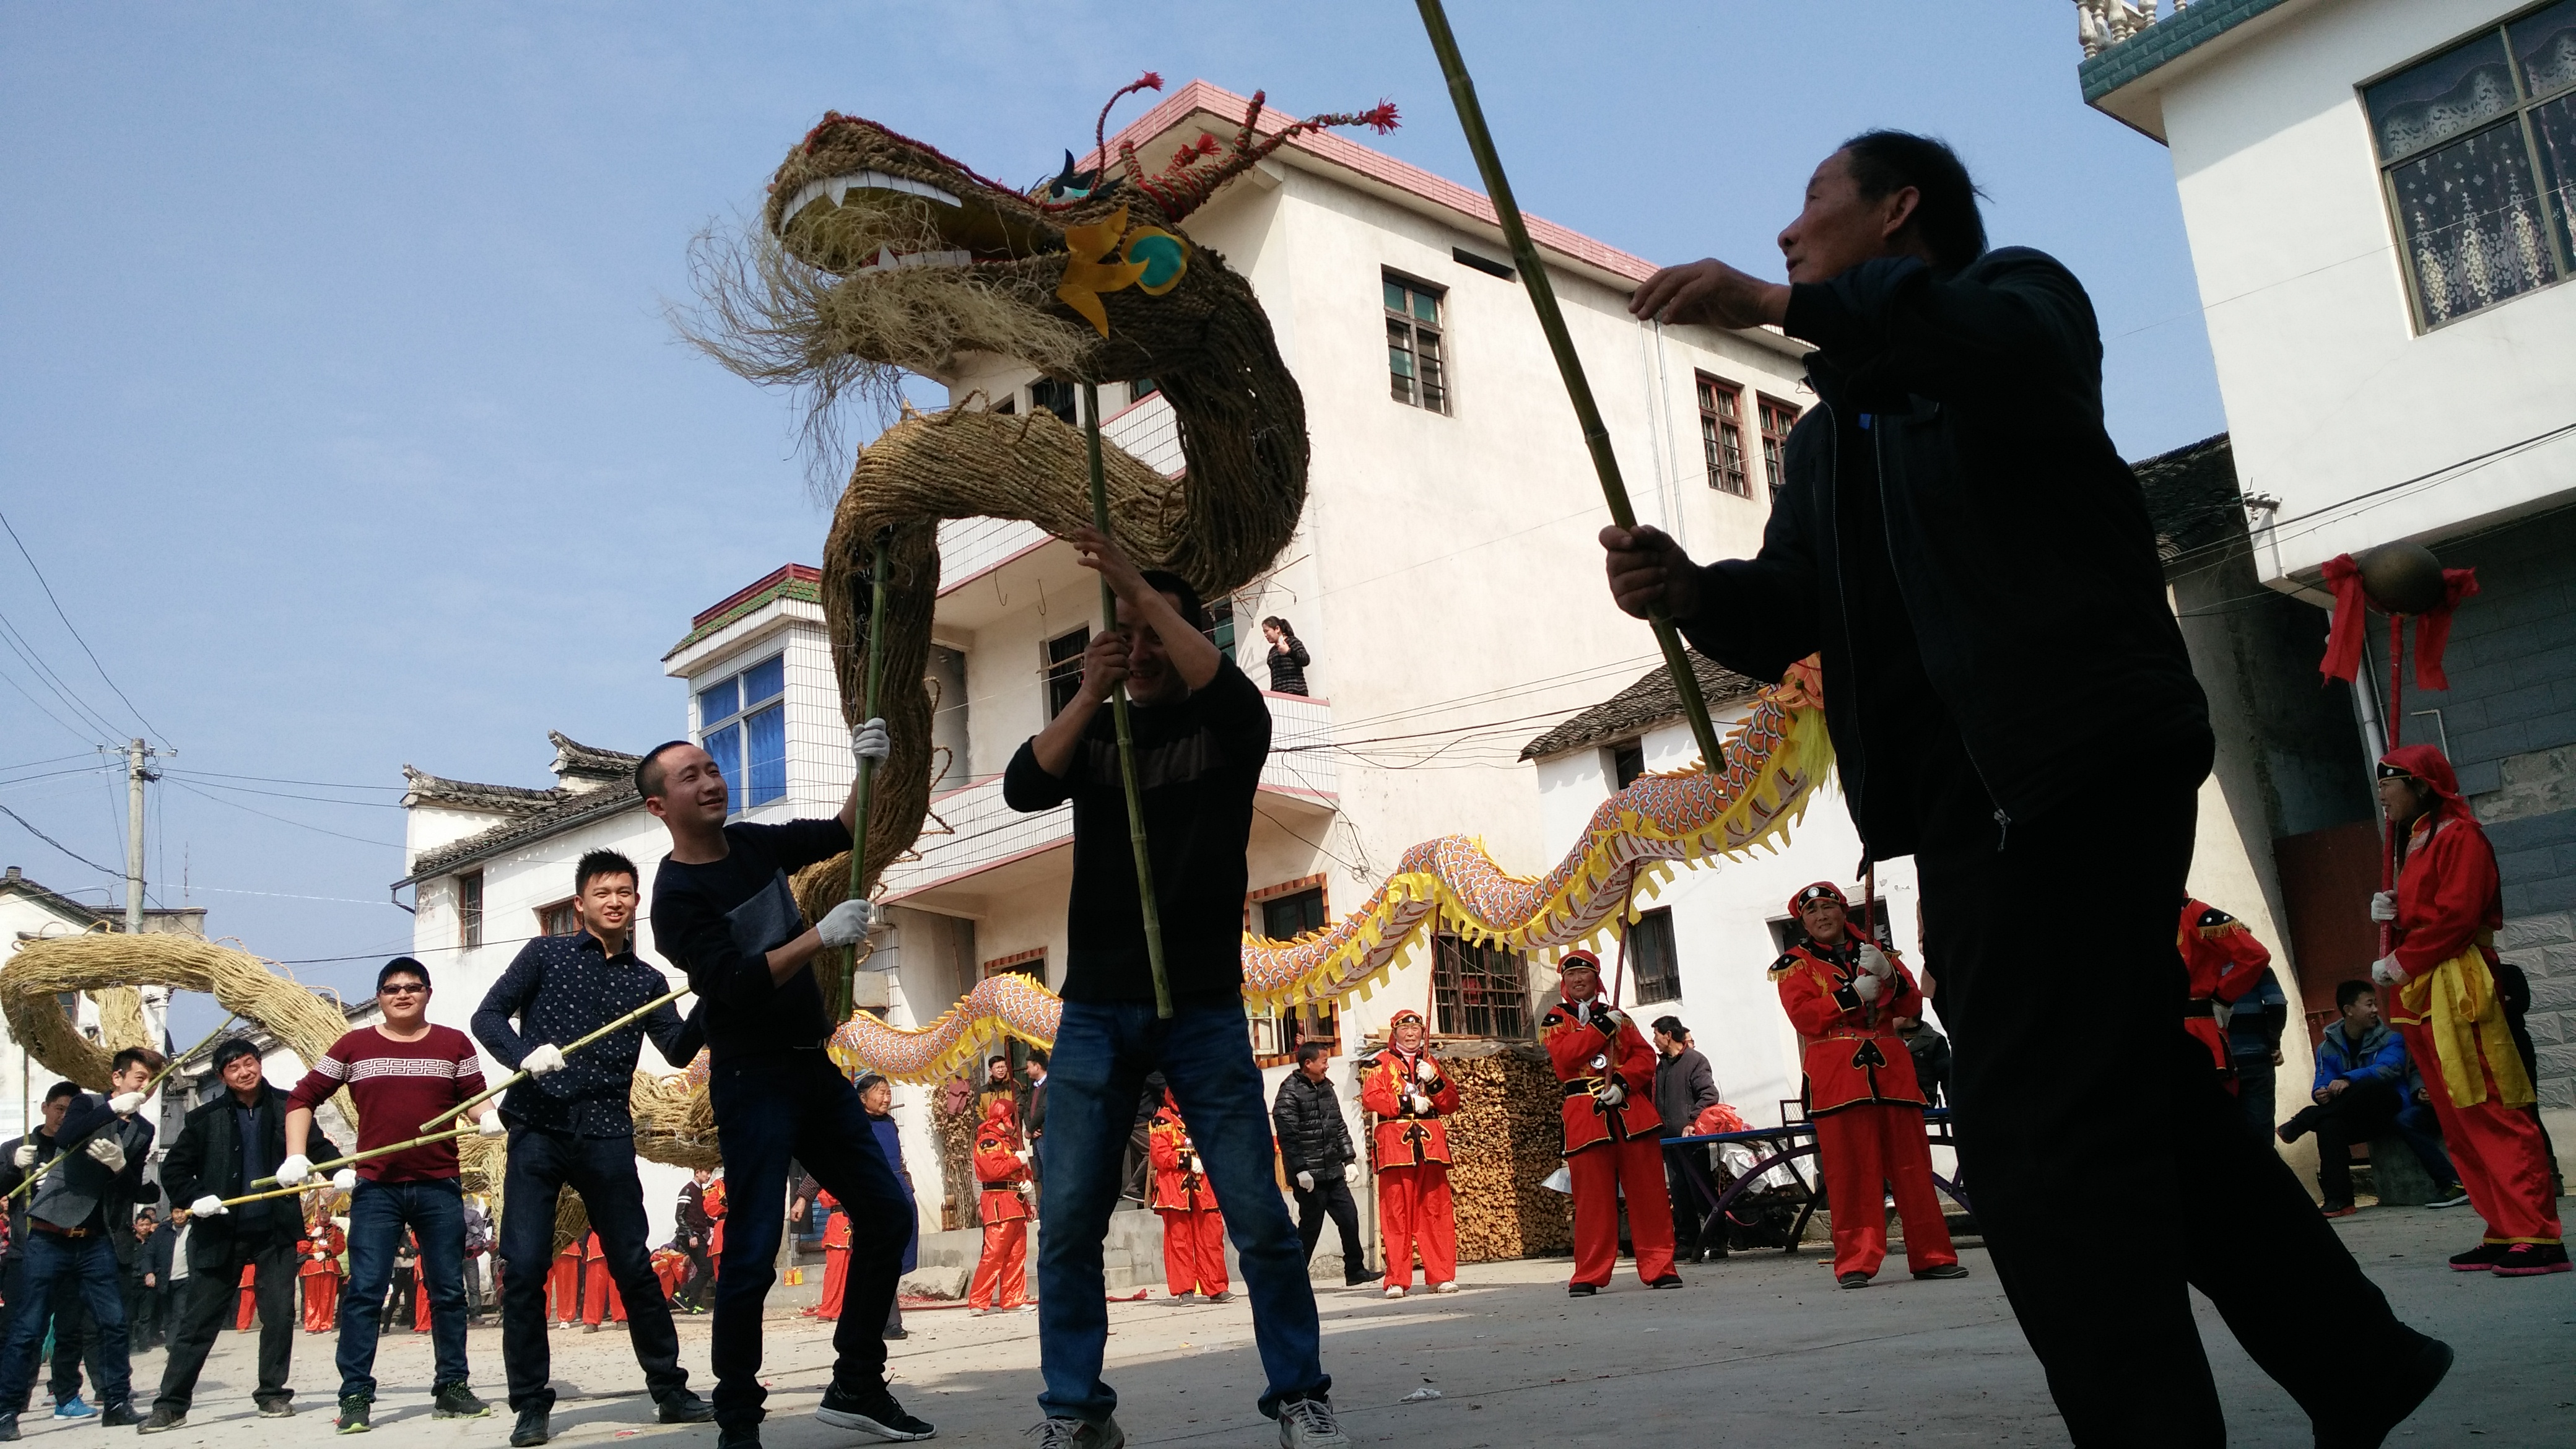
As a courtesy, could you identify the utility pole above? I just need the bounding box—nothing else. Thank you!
[124,737,154,936]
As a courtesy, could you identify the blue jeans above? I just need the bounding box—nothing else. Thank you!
[0,1232,128,1414]
[2393,1098,2459,1187]
[707,1050,912,1430]
[498,1126,689,1412]
[1036,1000,1325,1425]
[339,1177,469,1402]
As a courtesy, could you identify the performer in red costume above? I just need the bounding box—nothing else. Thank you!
[548,1235,581,1329]
[968,1098,1035,1313]
[235,1263,258,1332]
[651,1245,691,1301]
[2371,746,2567,1276]
[1772,882,1967,1289]
[803,1188,851,1321]
[1359,1010,1460,1297]
[1147,1093,1229,1302]
[581,1230,627,1328]
[299,1209,346,1334]
[2177,897,2273,1092]
[1540,950,1679,1295]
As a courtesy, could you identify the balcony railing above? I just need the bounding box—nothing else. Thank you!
[937,516,1050,595]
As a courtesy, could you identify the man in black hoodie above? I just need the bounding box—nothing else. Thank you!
[1608,131,2446,1447]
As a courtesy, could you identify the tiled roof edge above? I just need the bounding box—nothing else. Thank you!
[2081,0,2294,104]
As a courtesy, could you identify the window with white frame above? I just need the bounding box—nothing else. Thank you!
[2367,0,2576,328]
[697,655,788,813]
[458,870,484,951]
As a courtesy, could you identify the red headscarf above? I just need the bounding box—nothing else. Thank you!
[2378,743,2473,827]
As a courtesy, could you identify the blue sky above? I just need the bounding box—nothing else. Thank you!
[0,2,2219,1013]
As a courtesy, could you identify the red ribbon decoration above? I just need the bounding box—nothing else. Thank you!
[2317,553,2480,691]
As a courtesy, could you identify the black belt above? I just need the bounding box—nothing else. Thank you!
[979,1181,1020,1191]
[2181,999,2217,1018]
[30,1221,94,1240]
[1560,1079,1606,1099]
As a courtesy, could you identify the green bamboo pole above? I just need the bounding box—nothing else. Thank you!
[829,534,894,1025]
[6,1009,238,1203]
[1084,381,1174,1019]
[1414,0,1727,773]
[420,985,690,1133]
[246,1121,479,1196]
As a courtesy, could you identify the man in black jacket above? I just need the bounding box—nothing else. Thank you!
[1608,131,2447,1446]
[141,1039,344,1432]
[114,1209,173,1352]
[1271,1044,1371,1287]
[0,1084,111,1421]
[1649,1019,1720,1257]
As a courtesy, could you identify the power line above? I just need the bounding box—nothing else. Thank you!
[167,780,398,849]
[0,510,168,744]
[0,799,119,876]
[0,764,118,791]
[0,614,126,741]
[165,768,404,791]
[169,777,406,810]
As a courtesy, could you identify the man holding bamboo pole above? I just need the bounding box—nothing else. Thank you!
[638,715,931,1448]
[1002,526,1346,1449]
[1599,129,2445,1445]
[470,848,711,1446]
[281,957,504,1433]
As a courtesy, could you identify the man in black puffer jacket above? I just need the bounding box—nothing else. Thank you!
[1269,1045,1370,1287]
[1608,131,2445,1448]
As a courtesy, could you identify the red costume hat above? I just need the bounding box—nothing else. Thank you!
[1557,950,1602,1000]
[2378,744,2473,823]
[1388,1008,1426,1030]
[1790,881,1848,918]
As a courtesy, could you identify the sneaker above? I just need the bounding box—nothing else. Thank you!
[1567,1282,1598,1297]
[138,1406,186,1434]
[53,1396,97,1420]
[1274,1395,1350,1449]
[0,1415,17,1442]
[1913,1263,1971,1280]
[257,1399,296,1418]
[1383,1286,1406,1299]
[432,1383,492,1419]
[1647,1274,1684,1289]
[657,1390,715,1424]
[2320,1201,2359,1219]
[1343,1268,1378,1288]
[814,1380,935,1442]
[2422,1186,2471,1209]
[580,1322,599,1334]
[1167,1291,1195,1305]
[2491,1243,2571,1277]
[885,1327,911,1340]
[1027,1416,1125,1449]
[510,1405,551,1447]
[1432,1281,1459,1294]
[1837,1272,1873,1289]
[100,1403,143,1429]
[336,1397,372,1435]
[2448,1242,2513,1271]
[1205,1291,1232,1303]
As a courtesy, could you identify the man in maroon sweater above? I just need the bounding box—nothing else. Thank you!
[281,957,503,1433]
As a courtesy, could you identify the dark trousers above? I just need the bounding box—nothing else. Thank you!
[707,1051,910,1430]
[1290,1175,1366,1277]
[0,1256,107,1412]
[2231,1056,2276,1142]
[2285,1081,2458,1203]
[0,1234,129,1414]
[1922,780,2424,1447]
[338,1177,468,1403]
[120,1276,163,1349]
[1665,1148,1717,1255]
[498,1126,689,1412]
[153,1237,296,1414]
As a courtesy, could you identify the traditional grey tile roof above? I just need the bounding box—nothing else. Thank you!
[1520,652,1763,762]
[2080,0,2293,105]
[549,731,641,786]
[396,733,648,886]
[1,866,205,937]
[399,767,564,816]
[2131,432,2242,564]
[398,777,643,886]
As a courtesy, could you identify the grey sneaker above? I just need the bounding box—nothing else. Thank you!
[1276,1396,1350,1448]
[1026,1416,1125,1449]
[138,1406,187,1434]
[2422,1185,2471,1209]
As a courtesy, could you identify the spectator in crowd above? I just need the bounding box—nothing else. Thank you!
[1650,1017,1721,1256]
[853,1075,916,1341]
[2226,966,2292,1139]
[117,1209,172,1354]
[674,1170,713,1313]
[1261,618,1310,696]
[1894,1015,1952,1109]
[1273,1043,1373,1287]
[978,1056,1027,1123]
[2279,981,2465,1216]
[1023,1052,1049,1191]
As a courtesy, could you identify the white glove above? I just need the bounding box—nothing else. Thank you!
[189,1194,227,1219]
[851,717,890,765]
[1853,972,1885,1004]
[333,1169,358,1193]
[1295,1170,1316,1191]
[1017,1180,1036,1198]
[2369,890,2397,923]
[1594,1080,1625,1108]
[521,1043,566,1077]
[274,1154,313,1188]
[1414,1059,1437,1083]
[1409,1093,1433,1116]
[85,1136,126,1173]
[2212,1000,2235,1031]
[477,1112,508,1137]
[108,1092,147,1116]
[817,898,884,948]
[1188,1154,1204,1177]
[2370,954,2409,988]
[11,1142,35,1170]
[1856,944,1896,980]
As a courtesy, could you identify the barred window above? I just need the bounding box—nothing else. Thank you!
[2366,0,2576,328]
[1433,932,1527,1038]
[1757,396,1801,501]
[1696,373,1747,495]
[458,870,484,951]
[1628,908,1681,1007]
[1044,627,1087,718]
[1385,274,1450,413]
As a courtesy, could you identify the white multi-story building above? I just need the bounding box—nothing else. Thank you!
[0,865,201,1147]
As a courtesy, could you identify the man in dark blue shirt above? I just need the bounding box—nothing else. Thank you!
[473,849,711,1447]
[642,713,930,1448]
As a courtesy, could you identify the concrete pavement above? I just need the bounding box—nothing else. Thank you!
[59,1199,2573,1448]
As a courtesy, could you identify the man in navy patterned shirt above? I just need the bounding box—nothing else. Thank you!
[472,850,710,1447]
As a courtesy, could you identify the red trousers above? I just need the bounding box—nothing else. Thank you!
[416,1272,433,1332]
[549,1251,580,1323]
[969,1219,1028,1310]
[236,1266,257,1331]
[1377,1162,1457,1289]
[2399,1024,2563,1244]
[1156,1208,1229,1297]
[1813,1103,1959,1278]
[809,1245,850,1320]
[581,1262,626,1325]
[301,1274,337,1333]
[1567,1134,1675,1287]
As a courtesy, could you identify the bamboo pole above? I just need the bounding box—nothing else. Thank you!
[419,985,690,1133]
[206,1180,323,1211]
[246,1121,479,1196]
[6,1010,238,1203]
[1414,0,1726,773]
[1083,380,1174,1019]
[828,534,894,1025]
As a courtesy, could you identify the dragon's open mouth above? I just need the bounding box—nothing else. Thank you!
[775,167,1043,277]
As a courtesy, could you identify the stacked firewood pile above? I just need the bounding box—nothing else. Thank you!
[1425,1040,1572,1261]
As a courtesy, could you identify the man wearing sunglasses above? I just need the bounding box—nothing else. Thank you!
[281,957,505,1434]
